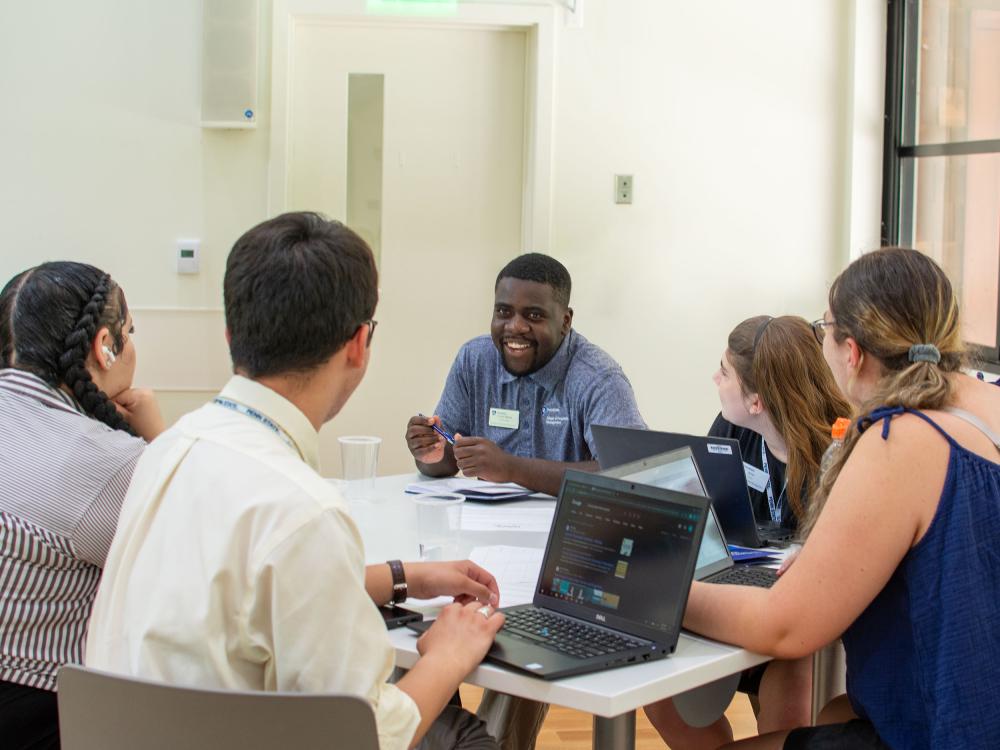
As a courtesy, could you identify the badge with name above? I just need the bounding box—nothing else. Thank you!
[743,461,770,493]
[488,407,520,430]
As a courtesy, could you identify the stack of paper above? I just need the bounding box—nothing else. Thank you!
[405,477,533,501]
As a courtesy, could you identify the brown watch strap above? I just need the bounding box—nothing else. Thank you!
[388,559,407,604]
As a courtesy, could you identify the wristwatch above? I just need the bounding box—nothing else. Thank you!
[387,559,407,604]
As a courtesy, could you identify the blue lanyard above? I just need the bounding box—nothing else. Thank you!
[760,441,787,524]
[213,397,298,453]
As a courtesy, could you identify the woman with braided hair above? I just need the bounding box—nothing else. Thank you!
[679,248,1000,749]
[0,261,164,749]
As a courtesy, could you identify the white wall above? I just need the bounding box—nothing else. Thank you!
[550,0,884,435]
[0,0,885,476]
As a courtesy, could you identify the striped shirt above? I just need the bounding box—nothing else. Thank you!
[0,369,145,690]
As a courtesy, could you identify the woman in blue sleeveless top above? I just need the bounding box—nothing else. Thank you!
[682,247,1000,749]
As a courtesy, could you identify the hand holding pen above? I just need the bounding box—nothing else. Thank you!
[405,413,455,465]
[417,413,455,445]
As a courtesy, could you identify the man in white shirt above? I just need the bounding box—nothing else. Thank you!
[87,212,506,750]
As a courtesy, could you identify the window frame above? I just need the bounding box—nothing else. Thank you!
[881,0,1000,366]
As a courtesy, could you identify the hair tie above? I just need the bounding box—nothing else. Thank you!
[908,344,941,364]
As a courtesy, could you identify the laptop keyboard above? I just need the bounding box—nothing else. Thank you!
[706,566,778,588]
[501,608,643,659]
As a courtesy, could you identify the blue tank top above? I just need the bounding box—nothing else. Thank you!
[842,403,1000,749]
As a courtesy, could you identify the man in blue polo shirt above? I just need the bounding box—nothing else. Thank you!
[406,252,646,496]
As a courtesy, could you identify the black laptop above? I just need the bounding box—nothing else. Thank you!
[600,446,778,589]
[591,424,793,548]
[409,470,708,679]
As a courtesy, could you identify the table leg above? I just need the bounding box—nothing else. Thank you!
[592,711,635,750]
[672,672,740,727]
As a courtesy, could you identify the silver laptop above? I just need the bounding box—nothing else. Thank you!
[591,424,794,548]
[600,447,778,588]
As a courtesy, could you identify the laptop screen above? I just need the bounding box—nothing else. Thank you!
[536,473,705,639]
[599,448,731,577]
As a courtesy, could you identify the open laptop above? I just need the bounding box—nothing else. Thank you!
[592,424,793,548]
[600,447,778,588]
[409,470,708,679]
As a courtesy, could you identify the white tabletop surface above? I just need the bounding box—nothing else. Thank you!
[341,473,770,719]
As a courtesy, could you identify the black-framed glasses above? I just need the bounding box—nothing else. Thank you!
[811,318,835,345]
[364,319,378,347]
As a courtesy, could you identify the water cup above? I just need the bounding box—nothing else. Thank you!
[413,493,465,560]
[339,436,381,499]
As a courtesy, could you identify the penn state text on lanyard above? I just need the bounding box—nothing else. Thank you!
[213,397,298,453]
[760,441,787,525]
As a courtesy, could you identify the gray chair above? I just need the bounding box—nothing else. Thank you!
[57,665,379,750]
[811,640,847,723]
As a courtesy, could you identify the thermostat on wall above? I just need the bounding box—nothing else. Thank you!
[176,239,201,275]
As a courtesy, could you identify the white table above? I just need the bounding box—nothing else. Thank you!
[343,474,770,750]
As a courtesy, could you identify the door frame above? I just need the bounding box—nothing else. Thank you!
[268,0,557,252]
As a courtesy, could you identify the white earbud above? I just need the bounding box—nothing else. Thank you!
[101,345,117,365]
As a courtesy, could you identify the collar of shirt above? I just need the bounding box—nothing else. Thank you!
[496,329,577,392]
[216,375,320,471]
[0,367,84,414]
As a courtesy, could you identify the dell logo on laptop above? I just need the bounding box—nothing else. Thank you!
[595,613,606,622]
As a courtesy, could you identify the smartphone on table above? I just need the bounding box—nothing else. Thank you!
[379,604,423,629]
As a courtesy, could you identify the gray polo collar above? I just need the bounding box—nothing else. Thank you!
[496,329,575,392]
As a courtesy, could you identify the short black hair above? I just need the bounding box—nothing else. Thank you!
[224,212,378,378]
[495,253,571,307]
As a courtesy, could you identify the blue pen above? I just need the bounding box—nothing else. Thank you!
[417,413,455,445]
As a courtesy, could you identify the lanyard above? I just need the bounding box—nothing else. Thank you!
[213,397,298,454]
[760,441,787,524]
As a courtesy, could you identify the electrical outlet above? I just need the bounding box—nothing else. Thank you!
[615,174,633,204]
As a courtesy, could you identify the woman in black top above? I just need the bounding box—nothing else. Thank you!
[645,316,850,749]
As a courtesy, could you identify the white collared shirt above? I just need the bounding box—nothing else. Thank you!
[86,376,419,750]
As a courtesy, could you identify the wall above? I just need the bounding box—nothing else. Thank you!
[550,0,885,435]
[0,0,885,476]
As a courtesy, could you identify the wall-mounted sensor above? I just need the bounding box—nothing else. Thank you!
[177,239,201,274]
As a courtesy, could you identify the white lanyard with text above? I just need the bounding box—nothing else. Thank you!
[760,441,786,524]
[213,397,298,453]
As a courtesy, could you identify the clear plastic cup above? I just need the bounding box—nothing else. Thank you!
[338,436,381,499]
[413,492,465,560]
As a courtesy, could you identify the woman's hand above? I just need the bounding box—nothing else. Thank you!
[776,544,801,577]
[113,388,165,442]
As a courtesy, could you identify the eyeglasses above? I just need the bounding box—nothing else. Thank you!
[364,319,378,347]
[811,317,835,345]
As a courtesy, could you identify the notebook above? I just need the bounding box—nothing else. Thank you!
[409,470,708,679]
[591,424,794,548]
[599,446,778,588]
[404,477,534,502]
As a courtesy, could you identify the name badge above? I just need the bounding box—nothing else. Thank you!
[488,407,520,430]
[743,461,770,493]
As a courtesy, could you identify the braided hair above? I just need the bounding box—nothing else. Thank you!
[0,262,134,434]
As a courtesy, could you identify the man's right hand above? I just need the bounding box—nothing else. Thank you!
[405,414,447,464]
[416,601,505,676]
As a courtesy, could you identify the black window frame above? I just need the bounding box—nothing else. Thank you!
[881,0,1000,366]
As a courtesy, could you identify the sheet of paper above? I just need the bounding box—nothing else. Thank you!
[460,506,554,533]
[470,545,543,607]
[406,477,529,497]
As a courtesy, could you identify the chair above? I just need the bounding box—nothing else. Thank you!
[57,665,379,750]
[810,640,847,723]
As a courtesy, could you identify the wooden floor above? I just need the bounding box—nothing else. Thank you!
[460,684,759,749]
